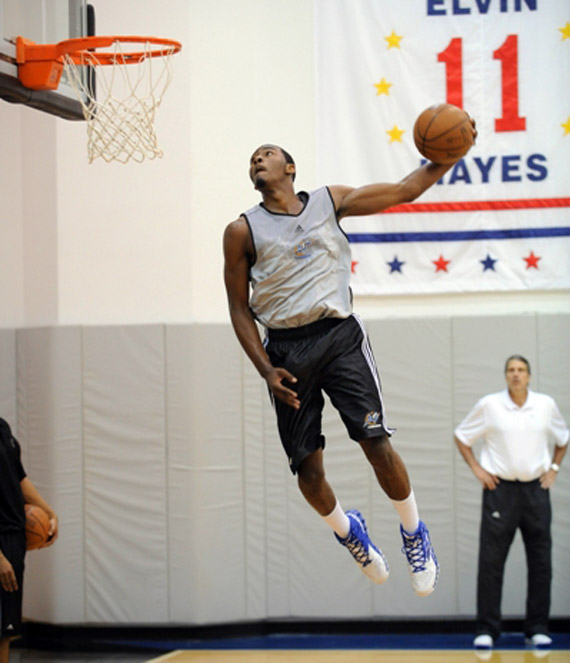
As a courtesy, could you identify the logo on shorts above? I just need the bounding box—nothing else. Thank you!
[363,411,382,429]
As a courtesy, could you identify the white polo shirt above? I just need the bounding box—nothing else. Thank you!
[455,389,569,481]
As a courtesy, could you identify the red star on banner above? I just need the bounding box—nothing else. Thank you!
[523,251,541,269]
[351,260,359,274]
[433,254,451,272]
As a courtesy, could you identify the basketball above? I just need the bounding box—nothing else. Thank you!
[413,103,474,164]
[25,503,51,550]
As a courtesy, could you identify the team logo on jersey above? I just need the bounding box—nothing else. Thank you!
[294,238,312,259]
[363,411,382,429]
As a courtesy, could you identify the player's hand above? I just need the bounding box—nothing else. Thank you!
[539,469,557,490]
[42,514,59,548]
[474,465,499,490]
[0,554,18,592]
[265,367,300,410]
[468,115,477,145]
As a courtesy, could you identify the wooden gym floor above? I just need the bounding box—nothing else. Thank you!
[14,628,570,662]
[148,651,569,663]
[12,644,570,662]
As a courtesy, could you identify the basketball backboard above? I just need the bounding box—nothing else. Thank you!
[0,0,94,120]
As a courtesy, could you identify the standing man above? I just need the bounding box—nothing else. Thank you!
[0,418,58,663]
[454,356,568,650]
[223,129,475,596]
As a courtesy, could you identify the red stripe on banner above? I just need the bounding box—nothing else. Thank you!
[381,197,570,214]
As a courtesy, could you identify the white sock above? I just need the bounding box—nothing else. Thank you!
[322,500,351,538]
[391,490,420,534]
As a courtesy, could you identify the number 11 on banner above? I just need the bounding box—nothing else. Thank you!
[438,35,526,132]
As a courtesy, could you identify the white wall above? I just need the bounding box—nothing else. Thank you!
[0,103,24,325]
[0,0,567,328]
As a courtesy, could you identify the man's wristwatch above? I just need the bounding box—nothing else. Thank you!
[550,463,560,472]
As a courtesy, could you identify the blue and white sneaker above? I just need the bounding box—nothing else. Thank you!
[335,509,389,584]
[525,634,552,649]
[473,634,494,649]
[400,520,439,596]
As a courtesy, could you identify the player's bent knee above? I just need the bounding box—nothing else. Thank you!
[360,435,398,467]
[298,464,326,487]
[297,453,326,486]
[360,435,391,455]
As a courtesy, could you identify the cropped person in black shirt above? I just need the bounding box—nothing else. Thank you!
[0,418,58,663]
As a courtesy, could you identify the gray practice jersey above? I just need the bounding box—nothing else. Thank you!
[243,186,353,328]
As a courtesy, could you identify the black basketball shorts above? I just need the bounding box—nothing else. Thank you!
[265,314,394,474]
[0,531,26,638]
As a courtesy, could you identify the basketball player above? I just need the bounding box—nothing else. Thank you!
[0,418,58,663]
[223,128,475,595]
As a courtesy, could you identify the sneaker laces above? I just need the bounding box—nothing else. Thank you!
[345,532,371,567]
[402,530,429,572]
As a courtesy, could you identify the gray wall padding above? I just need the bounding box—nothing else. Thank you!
[4,316,567,624]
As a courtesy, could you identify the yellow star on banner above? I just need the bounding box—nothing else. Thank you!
[386,125,405,143]
[559,22,570,40]
[374,77,392,96]
[385,31,403,49]
[562,116,570,135]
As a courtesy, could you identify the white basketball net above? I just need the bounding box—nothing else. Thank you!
[63,40,176,164]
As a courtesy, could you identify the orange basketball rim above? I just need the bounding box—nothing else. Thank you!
[16,35,182,91]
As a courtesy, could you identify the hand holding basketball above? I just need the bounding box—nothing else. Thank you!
[25,503,53,550]
[413,104,476,164]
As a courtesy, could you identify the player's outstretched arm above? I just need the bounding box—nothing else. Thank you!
[333,116,477,221]
[333,160,452,221]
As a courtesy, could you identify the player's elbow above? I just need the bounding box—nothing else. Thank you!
[454,435,469,448]
[400,181,423,203]
[229,298,252,324]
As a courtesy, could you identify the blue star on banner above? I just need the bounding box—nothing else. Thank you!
[480,254,498,271]
[387,255,405,273]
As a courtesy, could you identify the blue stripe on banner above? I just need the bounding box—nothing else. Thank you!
[347,227,570,243]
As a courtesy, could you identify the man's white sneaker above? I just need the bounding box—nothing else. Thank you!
[400,521,439,596]
[473,634,494,649]
[525,634,552,648]
[335,509,389,584]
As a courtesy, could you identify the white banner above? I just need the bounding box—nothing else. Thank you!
[315,0,570,294]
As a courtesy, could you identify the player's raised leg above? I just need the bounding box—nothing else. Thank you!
[360,436,439,596]
[297,449,389,584]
